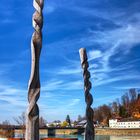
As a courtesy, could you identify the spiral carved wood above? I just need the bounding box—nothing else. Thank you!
[79,48,95,140]
[25,0,44,140]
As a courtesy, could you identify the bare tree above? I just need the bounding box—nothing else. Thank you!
[2,120,11,126]
[111,101,119,115]
[129,89,137,102]
[77,115,82,122]
[14,112,26,126]
[1,120,14,138]
[39,116,47,127]
[14,112,26,138]
[94,108,103,123]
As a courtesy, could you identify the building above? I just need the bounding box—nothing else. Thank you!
[46,120,61,127]
[76,120,86,128]
[76,120,98,128]
[109,119,140,129]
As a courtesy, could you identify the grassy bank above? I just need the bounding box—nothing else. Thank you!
[11,128,140,137]
[38,128,140,136]
[95,128,140,136]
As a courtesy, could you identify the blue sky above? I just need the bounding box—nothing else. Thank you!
[0,0,140,123]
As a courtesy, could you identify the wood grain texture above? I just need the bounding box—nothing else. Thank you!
[79,48,95,140]
[25,0,44,140]
[41,138,78,140]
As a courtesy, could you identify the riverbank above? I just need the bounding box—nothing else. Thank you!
[31,128,140,136]
[95,128,140,136]
[38,128,140,136]
[4,128,140,137]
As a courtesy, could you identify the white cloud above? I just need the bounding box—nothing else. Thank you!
[94,74,140,87]
[85,23,140,88]
[57,66,81,75]
[105,25,140,55]
[42,80,63,91]
[44,4,56,14]
[69,99,80,106]
[114,85,140,90]
[44,20,140,90]
[0,83,27,117]
[89,64,99,69]
[2,0,140,123]
[39,97,83,122]
[88,50,102,61]
[94,94,122,106]
[42,79,83,91]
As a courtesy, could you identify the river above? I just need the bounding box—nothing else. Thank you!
[40,134,140,140]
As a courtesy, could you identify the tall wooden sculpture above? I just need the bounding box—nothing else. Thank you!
[25,0,44,140]
[79,48,94,140]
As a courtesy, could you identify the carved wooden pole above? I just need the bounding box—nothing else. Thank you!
[25,0,44,140]
[79,48,94,140]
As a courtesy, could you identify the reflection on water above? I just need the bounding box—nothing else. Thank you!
[110,136,140,140]
[15,134,140,140]
[40,134,140,140]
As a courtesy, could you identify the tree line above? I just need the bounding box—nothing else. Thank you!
[1,88,139,131]
[93,88,140,126]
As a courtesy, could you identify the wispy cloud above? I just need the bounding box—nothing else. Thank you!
[0,84,27,107]
[94,74,140,87]
[94,94,123,106]
[88,50,102,61]
[42,79,83,91]
[69,99,80,106]
[44,1,56,14]
[114,85,140,90]
[57,66,81,75]
[1,0,140,122]
[39,97,83,122]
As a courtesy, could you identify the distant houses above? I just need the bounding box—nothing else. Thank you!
[46,118,140,129]
[77,117,140,129]
[46,120,87,128]
[109,119,140,129]
[76,120,86,128]
[46,120,61,127]
[75,120,98,128]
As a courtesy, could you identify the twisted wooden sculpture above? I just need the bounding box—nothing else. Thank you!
[25,0,44,140]
[79,48,94,140]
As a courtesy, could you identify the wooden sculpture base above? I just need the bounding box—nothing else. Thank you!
[41,138,78,140]
[7,138,78,140]
[7,138,25,140]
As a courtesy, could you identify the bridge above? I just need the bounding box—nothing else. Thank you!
[40,127,85,136]
[0,126,85,136]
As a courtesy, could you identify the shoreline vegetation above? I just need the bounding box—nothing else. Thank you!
[34,128,140,136]
[40,128,140,136]
[1,128,140,138]
[93,88,140,126]
[1,89,140,129]
[95,128,140,136]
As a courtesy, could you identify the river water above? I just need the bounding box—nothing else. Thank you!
[1,135,140,140]
[40,134,140,140]
[14,133,140,140]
